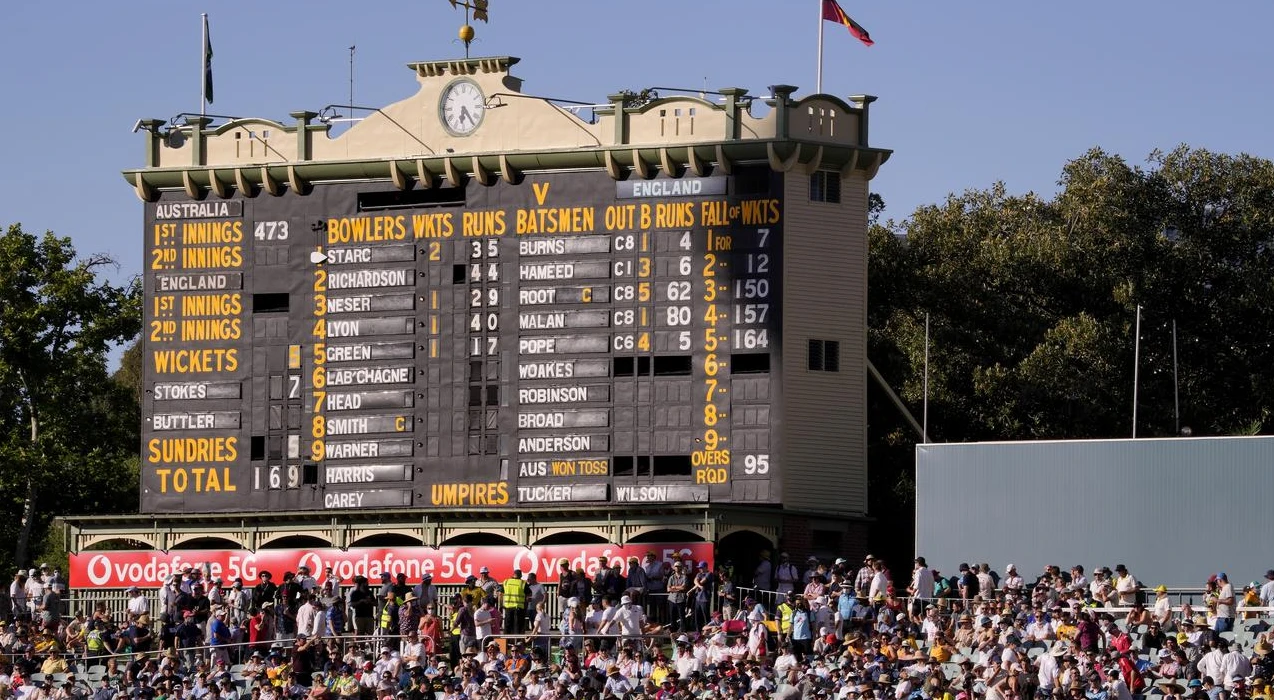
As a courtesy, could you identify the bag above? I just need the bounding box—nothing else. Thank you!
[723,619,746,634]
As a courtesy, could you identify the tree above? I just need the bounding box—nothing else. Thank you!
[871,146,1274,445]
[865,146,1274,563]
[0,225,141,569]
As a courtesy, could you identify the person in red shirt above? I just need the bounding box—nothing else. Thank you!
[250,603,275,652]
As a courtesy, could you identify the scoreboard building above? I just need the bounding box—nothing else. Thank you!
[66,56,889,589]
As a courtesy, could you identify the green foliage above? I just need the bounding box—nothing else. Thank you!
[870,146,1274,445]
[0,224,141,570]
[866,146,1274,561]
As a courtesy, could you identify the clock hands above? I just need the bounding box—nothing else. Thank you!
[458,106,473,126]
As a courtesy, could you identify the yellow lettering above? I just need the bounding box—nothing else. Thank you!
[515,207,596,235]
[151,349,239,374]
[326,216,407,244]
[411,212,455,239]
[145,437,239,464]
[430,481,509,506]
[532,181,550,205]
[153,467,237,493]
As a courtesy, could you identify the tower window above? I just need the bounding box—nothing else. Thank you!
[809,171,841,203]
[807,339,840,372]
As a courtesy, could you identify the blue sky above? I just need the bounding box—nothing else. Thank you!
[2,0,1272,303]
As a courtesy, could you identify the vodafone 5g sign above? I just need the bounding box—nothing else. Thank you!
[70,543,713,588]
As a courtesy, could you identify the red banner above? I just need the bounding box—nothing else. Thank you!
[70,543,713,588]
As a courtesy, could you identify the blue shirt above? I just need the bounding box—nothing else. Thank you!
[209,618,230,646]
[791,610,811,641]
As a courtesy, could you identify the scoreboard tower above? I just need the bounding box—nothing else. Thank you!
[118,56,889,558]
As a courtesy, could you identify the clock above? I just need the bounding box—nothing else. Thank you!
[439,79,485,136]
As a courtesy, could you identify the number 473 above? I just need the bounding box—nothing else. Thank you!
[254,221,289,240]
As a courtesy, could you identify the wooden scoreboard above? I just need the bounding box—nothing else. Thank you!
[129,56,888,521]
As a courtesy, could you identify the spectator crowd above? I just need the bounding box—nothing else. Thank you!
[3,555,1274,700]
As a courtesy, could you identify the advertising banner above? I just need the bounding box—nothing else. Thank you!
[70,542,713,588]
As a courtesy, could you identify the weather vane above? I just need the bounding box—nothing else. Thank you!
[447,0,489,58]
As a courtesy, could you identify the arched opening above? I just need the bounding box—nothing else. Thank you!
[533,531,608,546]
[440,532,517,546]
[171,537,242,550]
[83,538,153,551]
[350,533,420,548]
[717,530,775,592]
[260,535,331,549]
[626,528,705,543]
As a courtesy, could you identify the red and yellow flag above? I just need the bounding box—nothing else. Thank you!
[822,0,874,47]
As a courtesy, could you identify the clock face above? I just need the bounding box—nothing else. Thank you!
[440,79,485,136]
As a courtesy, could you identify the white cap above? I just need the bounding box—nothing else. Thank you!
[1006,564,1016,572]
[479,566,489,573]
[620,595,632,605]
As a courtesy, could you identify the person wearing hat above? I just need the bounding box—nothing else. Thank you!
[667,561,690,633]
[253,571,278,611]
[378,590,400,650]
[123,586,149,621]
[603,664,633,696]
[1148,585,1173,627]
[773,553,800,596]
[641,551,668,623]
[399,591,421,641]
[1252,639,1274,679]
[1111,564,1139,606]
[474,566,499,602]
[412,572,438,615]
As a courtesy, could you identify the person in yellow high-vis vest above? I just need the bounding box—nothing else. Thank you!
[776,592,796,645]
[502,569,528,634]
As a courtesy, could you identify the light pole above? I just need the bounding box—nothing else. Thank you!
[1132,305,1141,438]
[1172,318,1180,435]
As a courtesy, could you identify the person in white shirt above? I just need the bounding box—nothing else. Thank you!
[614,596,645,645]
[975,564,996,600]
[228,580,252,626]
[295,566,318,592]
[1106,670,1134,700]
[373,648,400,679]
[126,587,150,620]
[1026,615,1054,643]
[1260,570,1274,609]
[1217,638,1251,689]
[10,573,27,620]
[908,558,932,608]
[1113,565,1139,606]
[1001,565,1024,599]
[24,571,43,617]
[1069,566,1089,593]
[868,562,889,602]
[1214,573,1236,632]
[474,599,495,641]
[1141,586,1170,627]
[1197,637,1225,683]
[295,596,318,638]
[1037,644,1063,693]
[774,554,801,595]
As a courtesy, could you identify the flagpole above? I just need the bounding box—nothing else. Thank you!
[816,0,825,93]
[201,13,208,116]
